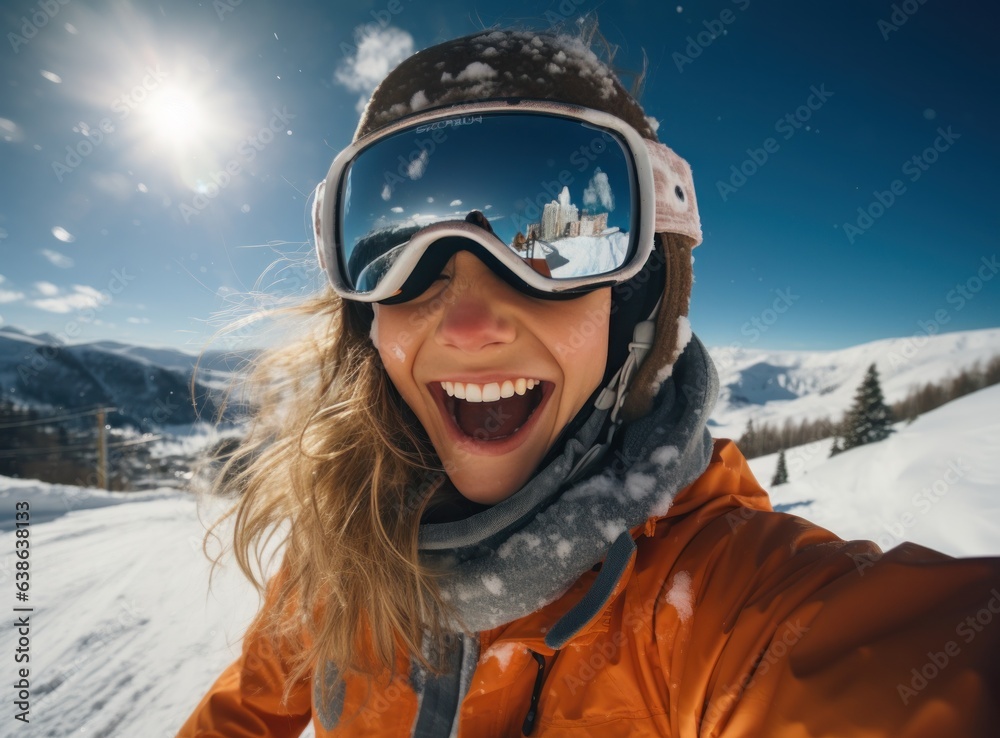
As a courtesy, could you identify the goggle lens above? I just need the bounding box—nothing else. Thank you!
[338,112,638,295]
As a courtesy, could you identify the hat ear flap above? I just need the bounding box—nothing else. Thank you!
[621,232,694,423]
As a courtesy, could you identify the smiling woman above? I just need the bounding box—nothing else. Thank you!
[177,25,1000,738]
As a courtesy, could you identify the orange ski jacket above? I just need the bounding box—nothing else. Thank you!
[177,440,1000,736]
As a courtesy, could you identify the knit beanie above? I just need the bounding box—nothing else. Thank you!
[353,29,699,423]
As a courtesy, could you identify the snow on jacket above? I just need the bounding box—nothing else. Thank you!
[176,439,1000,737]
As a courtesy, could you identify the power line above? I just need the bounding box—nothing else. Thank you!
[0,406,118,430]
[0,434,161,459]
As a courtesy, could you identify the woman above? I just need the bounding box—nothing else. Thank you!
[178,28,999,737]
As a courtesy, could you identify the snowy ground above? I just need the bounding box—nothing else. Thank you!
[0,484,312,738]
[0,385,998,736]
[746,384,1000,557]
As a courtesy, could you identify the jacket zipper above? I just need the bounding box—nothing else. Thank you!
[521,650,547,735]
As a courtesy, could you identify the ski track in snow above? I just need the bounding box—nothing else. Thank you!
[1,385,999,736]
[0,491,315,738]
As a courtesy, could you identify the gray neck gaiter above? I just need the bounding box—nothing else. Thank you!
[419,334,719,633]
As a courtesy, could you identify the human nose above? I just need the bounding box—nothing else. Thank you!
[434,253,517,353]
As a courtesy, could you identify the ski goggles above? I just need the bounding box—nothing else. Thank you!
[313,100,702,303]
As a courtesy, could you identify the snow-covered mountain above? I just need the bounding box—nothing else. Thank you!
[706,326,1000,439]
[0,326,251,431]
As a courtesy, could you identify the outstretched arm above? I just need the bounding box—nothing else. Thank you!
[175,565,313,738]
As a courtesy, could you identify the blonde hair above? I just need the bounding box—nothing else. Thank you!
[199,21,660,710]
[200,291,452,706]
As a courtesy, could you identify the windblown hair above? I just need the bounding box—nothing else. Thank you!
[201,293,452,705]
[198,20,666,710]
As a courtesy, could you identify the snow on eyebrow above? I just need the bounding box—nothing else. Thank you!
[663,571,694,622]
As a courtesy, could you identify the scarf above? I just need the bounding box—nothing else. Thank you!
[418,333,719,634]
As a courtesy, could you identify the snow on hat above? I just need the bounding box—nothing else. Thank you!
[357,29,699,422]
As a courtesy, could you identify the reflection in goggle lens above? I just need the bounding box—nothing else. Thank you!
[341,113,636,292]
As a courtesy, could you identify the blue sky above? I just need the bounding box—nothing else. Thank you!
[0,0,996,352]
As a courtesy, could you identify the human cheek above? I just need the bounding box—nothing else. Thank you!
[374,305,415,366]
[548,292,611,362]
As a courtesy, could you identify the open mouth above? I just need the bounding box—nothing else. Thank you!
[430,378,551,446]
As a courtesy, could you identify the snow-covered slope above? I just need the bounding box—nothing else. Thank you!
[0,480,310,737]
[747,384,1000,557]
[707,326,1000,439]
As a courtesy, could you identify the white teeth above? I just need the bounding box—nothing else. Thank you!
[441,378,541,402]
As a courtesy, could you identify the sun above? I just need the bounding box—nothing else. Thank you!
[138,84,208,147]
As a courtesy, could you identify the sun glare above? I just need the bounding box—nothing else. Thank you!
[140,86,206,146]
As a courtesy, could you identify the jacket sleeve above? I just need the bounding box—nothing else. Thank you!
[671,507,1000,737]
[175,564,313,738]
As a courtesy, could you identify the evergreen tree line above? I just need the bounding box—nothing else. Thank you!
[890,355,1000,422]
[740,355,1000,460]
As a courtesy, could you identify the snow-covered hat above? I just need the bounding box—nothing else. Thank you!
[357,29,699,422]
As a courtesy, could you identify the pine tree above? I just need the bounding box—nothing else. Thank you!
[738,419,758,457]
[842,363,894,450]
[771,449,789,486]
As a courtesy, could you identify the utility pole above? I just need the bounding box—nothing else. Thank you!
[96,407,107,490]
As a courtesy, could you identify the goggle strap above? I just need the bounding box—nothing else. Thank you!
[645,140,703,248]
[566,308,659,484]
[611,315,658,425]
